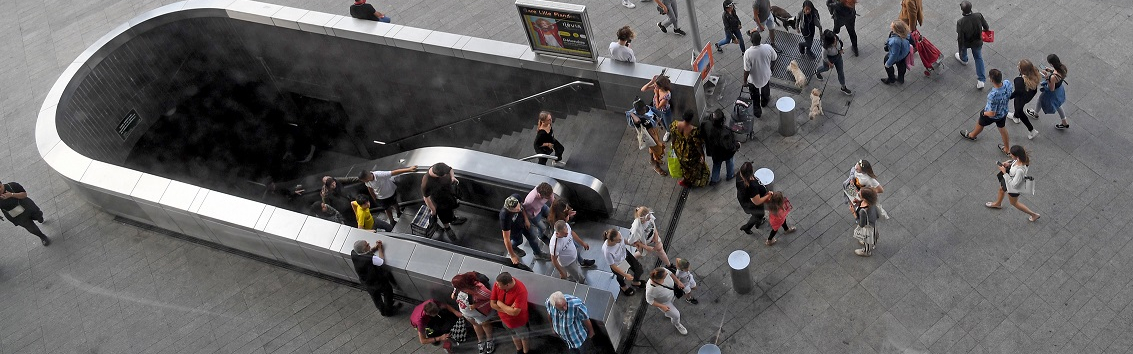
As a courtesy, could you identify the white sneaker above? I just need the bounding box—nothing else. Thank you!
[675,324,688,335]
[1028,130,1038,140]
[954,52,967,65]
[1011,116,1021,124]
[976,80,985,89]
[662,132,671,142]
[621,0,636,8]
[553,160,567,167]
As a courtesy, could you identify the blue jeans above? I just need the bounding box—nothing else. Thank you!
[958,45,986,81]
[650,106,672,129]
[710,156,734,183]
[530,205,549,238]
[717,28,746,52]
[510,227,544,255]
[815,55,846,86]
[378,16,391,23]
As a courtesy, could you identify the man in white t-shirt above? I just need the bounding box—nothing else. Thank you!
[359,165,418,226]
[742,31,777,108]
[609,26,637,63]
[548,220,590,284]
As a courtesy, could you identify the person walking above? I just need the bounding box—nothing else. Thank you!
[881,20,911,85]
[796,1,823,58]
[603,228,645,296]
[0,181,49,246]
[953,0,990,89]
[451,272,496,354]
[645,267,689,335]
[1008,59,1042,140]
[960,69,1014,155]
[629,206,674,270]
[627,99,668,176]
[764,191,797,246]
[534,111,567,167]
[349,0,390,23]
[641,74,674,130]
[743,31,778,107]
[673,258,699,305]
[715,0,746,54]
[422,163,467,241]
[985,145,1040,222]
[670,112,709,188]
[351,240,403,316]
[654,0,687,36]
[491,272,534,354]
[827,0,859,56]
[523,182,556,239]
[549,221,590,284]
[899,0,924,32]
[501,194,550,265]
[703,109,737,186]
[546,291,595,354]
[359,165,417,226]
[736,162,771,235]
[1033,54,1071,129]
[852,188,880,257]
[750,0,780,52]
[844,159,890,219]
[609,26,637,62]
[815,30,853,95]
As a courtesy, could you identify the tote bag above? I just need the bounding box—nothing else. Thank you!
[666,149,683,179]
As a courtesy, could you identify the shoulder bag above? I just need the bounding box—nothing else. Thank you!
[656,281,685,299]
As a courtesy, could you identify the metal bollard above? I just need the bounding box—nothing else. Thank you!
[728,250,753,294]
[776,97,797,137]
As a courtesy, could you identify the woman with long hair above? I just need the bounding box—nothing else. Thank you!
[815,29,853,95]
[1010,59,1042,140]
[534,111,566,166]
[670,111,709,188]
[736,162,771,234]
[852,187,879,257]
[764,191,797,246]
[881,20,911,85]
[985,145,1040,221]
[628,206,673,269]
[450,273,495,353]
[1031,54,1070,129]
[641,74,674,130]
[845,159,889,219]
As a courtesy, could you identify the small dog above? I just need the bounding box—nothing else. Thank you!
[788,60,807,88]
[770,6,797,31]
[808,88,823,120]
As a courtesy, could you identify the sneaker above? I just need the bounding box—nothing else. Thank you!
[621,0,636,8]
[1010,116,1020,124]
[685,297,699,305]
[478,342,486,354]
[815,72,824,81]
[674,28,687,36]
[1056,123,1069,129]
[40,237,51,247]
[485,340,495,353]
[854,248,872,257]
[880,78,894,85]
[1028,129,1038,140]
[960,130,975,140]
[1025,109,1038,119]
[658,22,667,33]
[675,324,688,335]
[976,80,986,90]
[714,43,723,53]
[534,253,551,261]
[954,52,967,65]
[840,86,853,95]
[553,160,567,167]
[662,132,671,141]
[451,216,468,225]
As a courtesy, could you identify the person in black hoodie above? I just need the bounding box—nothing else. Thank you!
[796,1,823,58]
[827,0,858,56]
[703,109,738,186]
[714,0,745,53]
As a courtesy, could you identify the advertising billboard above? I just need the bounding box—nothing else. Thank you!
[515,0,596,62]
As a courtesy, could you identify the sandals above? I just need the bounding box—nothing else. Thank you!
[765,238,777,246]
[685,297,699,305]
[998,144,1010,155]
[1029,214,1041,222]
[960,130,976,140]
[984,202,1003,209]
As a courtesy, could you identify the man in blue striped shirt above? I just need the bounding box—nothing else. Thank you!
[961,68,1015,154]
[546,291,594,353]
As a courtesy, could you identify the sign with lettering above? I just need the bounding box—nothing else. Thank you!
[116,109,141,141]
[515,0,596,62]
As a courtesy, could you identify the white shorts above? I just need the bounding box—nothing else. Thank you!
[461,309,496,325]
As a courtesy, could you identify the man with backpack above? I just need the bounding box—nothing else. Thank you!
[703,109,739,186]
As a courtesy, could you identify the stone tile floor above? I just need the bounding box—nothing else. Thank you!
[4,0,1133,353]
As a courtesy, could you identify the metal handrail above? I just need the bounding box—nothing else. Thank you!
[519,154,559,162]
[387,80,594,145]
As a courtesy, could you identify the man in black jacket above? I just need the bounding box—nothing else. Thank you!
[953,0,990,89]
[352,240,402,316]
[349,0,390,23]
[0,181,49,246]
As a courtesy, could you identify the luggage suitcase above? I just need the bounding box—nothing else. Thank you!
[911,30,943,76]
[410,205,436,238]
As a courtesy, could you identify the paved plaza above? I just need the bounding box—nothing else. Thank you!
[4,0,1133,353]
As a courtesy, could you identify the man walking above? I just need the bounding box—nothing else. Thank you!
[351,240,402,316]
[546,291,594,354]
[349,0,390,23]
[954,0,989,89]
[961,69,1014,154]
[502,195,550,265]
[743,31,778,108]
[0,181,49,246]
[491,272,533,354]
[359,165,417,227]
[654,0,687,36]
[751,0,780,52]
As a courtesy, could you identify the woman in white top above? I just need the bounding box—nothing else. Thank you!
[985,145,1040,222]
[628,206,673,269]
[645,267,688,335]
[845,160,890,219]
[603,229,645,296]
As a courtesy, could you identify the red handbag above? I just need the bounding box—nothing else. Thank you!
[981,30,995,43]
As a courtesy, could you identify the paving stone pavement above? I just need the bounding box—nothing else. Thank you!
[4,0,1133,353]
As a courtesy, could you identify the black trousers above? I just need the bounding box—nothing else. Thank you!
[885,56,907,82]
[536,139,565,165]
[367,286,397,316]
[833,17,858,49]
[742,205,765,230]
[747,83,772,108]
[614,254,645,288]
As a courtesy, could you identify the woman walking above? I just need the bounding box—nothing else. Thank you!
[669,111,709,188]
[629,206,673,270]
[1009,59,1042,140]
[814,30,853,95]
[534,111,566,166]
[641,74,674,130]
[796,1,823,58]
[827,0,858,56]
[451,273,496,354]
[736,162,771,234]
[1030,54,1070,129]
[602,228,645,296]
[881,20,911,85]
[645,267,689,335]
[764,191,797,246]
[985,145,1040,222]
[628,99,668,176]
[715,0,745,53]
[852,188,880,257]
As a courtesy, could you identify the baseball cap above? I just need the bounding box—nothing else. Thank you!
[504,195,521,210]
[723,0,735,9]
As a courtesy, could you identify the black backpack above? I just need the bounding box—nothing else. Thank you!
[474,271,492,290]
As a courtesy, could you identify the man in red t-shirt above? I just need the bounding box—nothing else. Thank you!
[490,272,532,353]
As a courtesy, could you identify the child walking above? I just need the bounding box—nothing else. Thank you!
[674,258,699,305]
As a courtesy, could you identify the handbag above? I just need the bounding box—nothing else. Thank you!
[637,126,657,150]
[666,149,683,179]
[853,225,875,246]
[981,30,994,43]
[657,281,685,299]
[1021,176,1036,195]
[449,317,469,343]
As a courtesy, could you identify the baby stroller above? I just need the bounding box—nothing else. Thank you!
[910,30,943,76]
[729,85,758,142]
